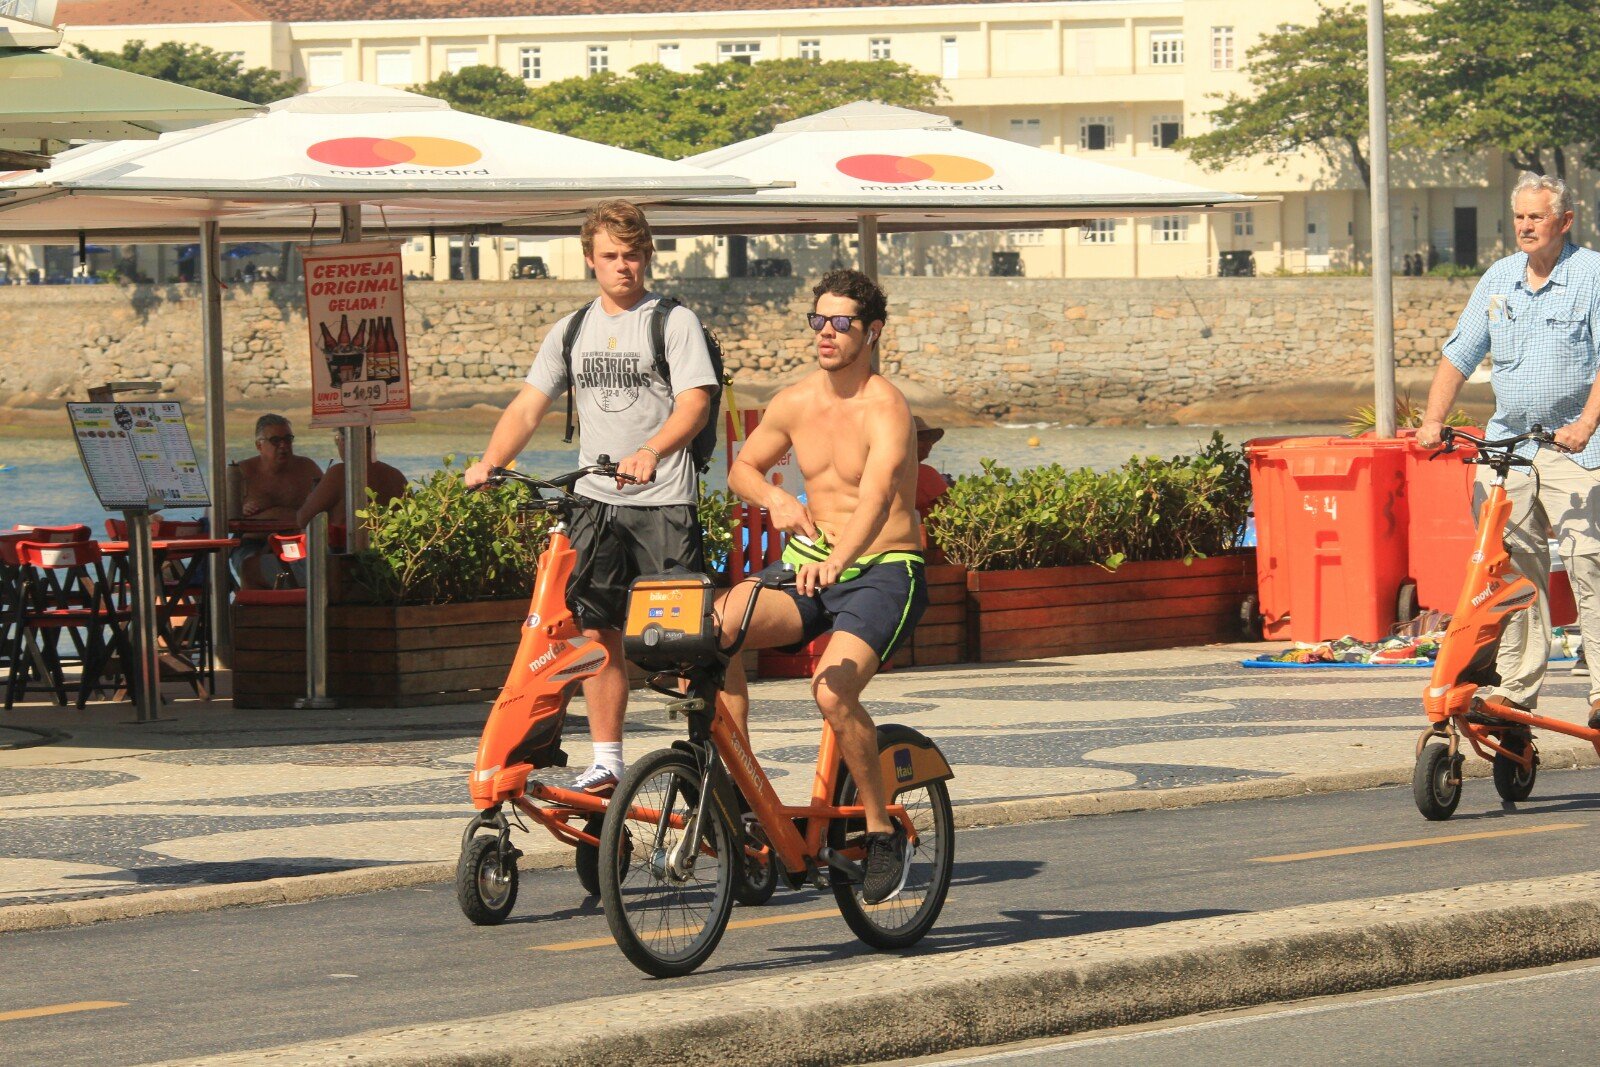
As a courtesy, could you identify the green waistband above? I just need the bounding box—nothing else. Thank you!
[780,539,923,581]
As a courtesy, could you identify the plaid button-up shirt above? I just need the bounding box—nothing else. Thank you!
[1443,242,1600,468]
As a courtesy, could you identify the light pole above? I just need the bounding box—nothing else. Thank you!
[1368,0,1397,437]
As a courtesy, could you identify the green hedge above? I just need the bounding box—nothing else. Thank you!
[348,456,737,605]
[928,432,1251,572]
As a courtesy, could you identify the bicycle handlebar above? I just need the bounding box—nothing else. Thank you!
[1438,425,1557,453]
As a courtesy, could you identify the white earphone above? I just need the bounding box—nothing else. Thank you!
[867,328,879,345]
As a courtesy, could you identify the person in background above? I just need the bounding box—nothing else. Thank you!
[230,414,321,589]
[295,427,408,531]
[913,416,952,562]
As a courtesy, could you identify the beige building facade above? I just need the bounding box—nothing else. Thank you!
[11,0,1570,282]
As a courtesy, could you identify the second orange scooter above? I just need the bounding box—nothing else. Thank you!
[1414,425,1600,819]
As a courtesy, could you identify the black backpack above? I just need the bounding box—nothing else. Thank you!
[561,296,725,474]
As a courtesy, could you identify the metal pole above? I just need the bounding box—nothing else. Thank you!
[857,214,880,281]
[126,510,163,723]
[198,221,232,662]
[1368,0,1397,437]
[295,511,335,710]
[339,204,370,554]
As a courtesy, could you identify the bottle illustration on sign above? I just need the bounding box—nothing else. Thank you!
[320,314,368,385]
[361,315,404,385]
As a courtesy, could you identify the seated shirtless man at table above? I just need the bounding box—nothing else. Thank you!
[231,414,321,589]
[715,268,927,905]
[295,426,408,529]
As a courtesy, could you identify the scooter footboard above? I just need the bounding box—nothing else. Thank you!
[876,723,954,799]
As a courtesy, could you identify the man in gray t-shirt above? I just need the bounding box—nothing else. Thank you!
[465,201,717,794]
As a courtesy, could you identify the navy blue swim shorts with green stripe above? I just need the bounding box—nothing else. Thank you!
[755,550,929,664]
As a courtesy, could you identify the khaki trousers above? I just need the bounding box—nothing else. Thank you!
[1473,451,1600,708]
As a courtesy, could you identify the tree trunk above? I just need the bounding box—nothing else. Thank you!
[1345,135,1372,190]
[1554,146,1568,181]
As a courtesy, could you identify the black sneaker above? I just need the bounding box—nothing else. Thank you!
[861,826,909,905]
[1588,700,1600,732]
[1574,649,1589,677]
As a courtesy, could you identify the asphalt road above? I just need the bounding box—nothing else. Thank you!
[8,769,1600,1066]
[900,960,1600,1066]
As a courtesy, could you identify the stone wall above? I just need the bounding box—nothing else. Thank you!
[0,277,1477,423]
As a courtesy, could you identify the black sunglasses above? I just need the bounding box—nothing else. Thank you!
[806,313,863,333]
[260,434,295,446]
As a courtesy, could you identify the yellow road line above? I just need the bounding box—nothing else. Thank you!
[534,908,843,952]
[1252,822,1586,864]
[0,1001,127,1023]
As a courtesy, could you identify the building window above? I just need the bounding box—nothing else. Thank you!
[1008,118,1042,147]
[1149,31,1184,67]
[306,52,344,87]
[588,45,609,74]
[1154,215,1190,243]
[719,41,761,65]
[1211,26,1235,70]
[375,50,414,85]
[869,38,891,61]
[1079,115,1114,150]
[1079,219,1117,244]
[1007,229,1045,247]
[519,46,541,80]
[445,48,478,74]
[1233,210,1254,237]
[1151,114,1183,149]
[656,238,679,253]
[799,39,821,61]
[657,43,682,71]
[941,36,959,79]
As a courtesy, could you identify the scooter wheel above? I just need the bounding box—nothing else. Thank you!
[1492,733,1538,803]
[1413,741,1462,821]
[733,845,779,907]
[457,835,519,925]
[575,813,604,898]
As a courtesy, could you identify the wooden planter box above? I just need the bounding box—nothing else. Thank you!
[965,551,1257,663]
[232,598,527,709]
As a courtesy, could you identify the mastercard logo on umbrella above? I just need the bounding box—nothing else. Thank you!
[307,136,483,168]
[836,154,995,184]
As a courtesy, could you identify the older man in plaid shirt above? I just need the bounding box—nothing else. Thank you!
[1419,173,1600,728]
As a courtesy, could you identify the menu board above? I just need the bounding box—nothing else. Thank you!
[67,402,210,511]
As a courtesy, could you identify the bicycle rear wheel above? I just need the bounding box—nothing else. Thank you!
[599,747,736,977]
[829,768,954,950]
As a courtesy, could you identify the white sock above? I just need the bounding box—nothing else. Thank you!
[593,741,624,779]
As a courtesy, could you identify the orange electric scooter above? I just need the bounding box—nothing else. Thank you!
[1414,425,1600,820]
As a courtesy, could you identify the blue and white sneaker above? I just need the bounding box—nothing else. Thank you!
[572,764,618,796]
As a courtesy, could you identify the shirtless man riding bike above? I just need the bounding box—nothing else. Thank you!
[716,268,928,904]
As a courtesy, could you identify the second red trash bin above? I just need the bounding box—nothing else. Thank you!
[1248,436,1411,643]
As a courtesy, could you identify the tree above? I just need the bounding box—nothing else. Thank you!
[409,65,532,120]
[1407,0,1600,179]
[510,59,944,157]
[1179,4,1414,189]
[72,40,301,103]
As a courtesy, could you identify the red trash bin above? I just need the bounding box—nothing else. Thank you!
[1248,437,1411,643]
[1400,429,1477,613]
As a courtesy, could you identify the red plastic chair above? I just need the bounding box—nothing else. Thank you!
[5,540,133,709]
[154,518,207,539]
[234,535,309,606]
[104,519,128,540]
[13,524,92,544]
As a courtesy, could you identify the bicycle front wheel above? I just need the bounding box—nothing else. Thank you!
[830,768,954,950]
[599,747,736,977]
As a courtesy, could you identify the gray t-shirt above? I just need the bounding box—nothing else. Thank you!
[526,293,717,506]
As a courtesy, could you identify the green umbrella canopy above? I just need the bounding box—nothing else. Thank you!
[0,47,260,166]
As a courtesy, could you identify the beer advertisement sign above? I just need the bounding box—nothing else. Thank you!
[302,240,413,427]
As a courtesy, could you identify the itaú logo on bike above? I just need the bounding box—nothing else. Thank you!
[835,153,1002,189]
[306,136,488,174]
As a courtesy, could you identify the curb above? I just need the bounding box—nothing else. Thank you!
[148,871,1600,1066]
[6,748,1598,935]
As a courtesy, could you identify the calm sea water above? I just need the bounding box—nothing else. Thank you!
[0,418,1344,529]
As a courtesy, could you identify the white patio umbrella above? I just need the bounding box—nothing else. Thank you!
[510,101,1255,278]
[0,82,774,684]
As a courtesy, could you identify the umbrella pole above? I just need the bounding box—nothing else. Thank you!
[339,204,370,555]
[1367,0,1397,437]
[199,220,232,663]
[858,214,881,373]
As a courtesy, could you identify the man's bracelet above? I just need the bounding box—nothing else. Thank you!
[637,444,661,463]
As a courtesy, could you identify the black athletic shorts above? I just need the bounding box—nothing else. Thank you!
[754,552,928,664]
[566,501,704,631]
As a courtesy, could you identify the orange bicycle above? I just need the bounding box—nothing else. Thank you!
[597,568,956,977]
[1415,425,1600,819]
